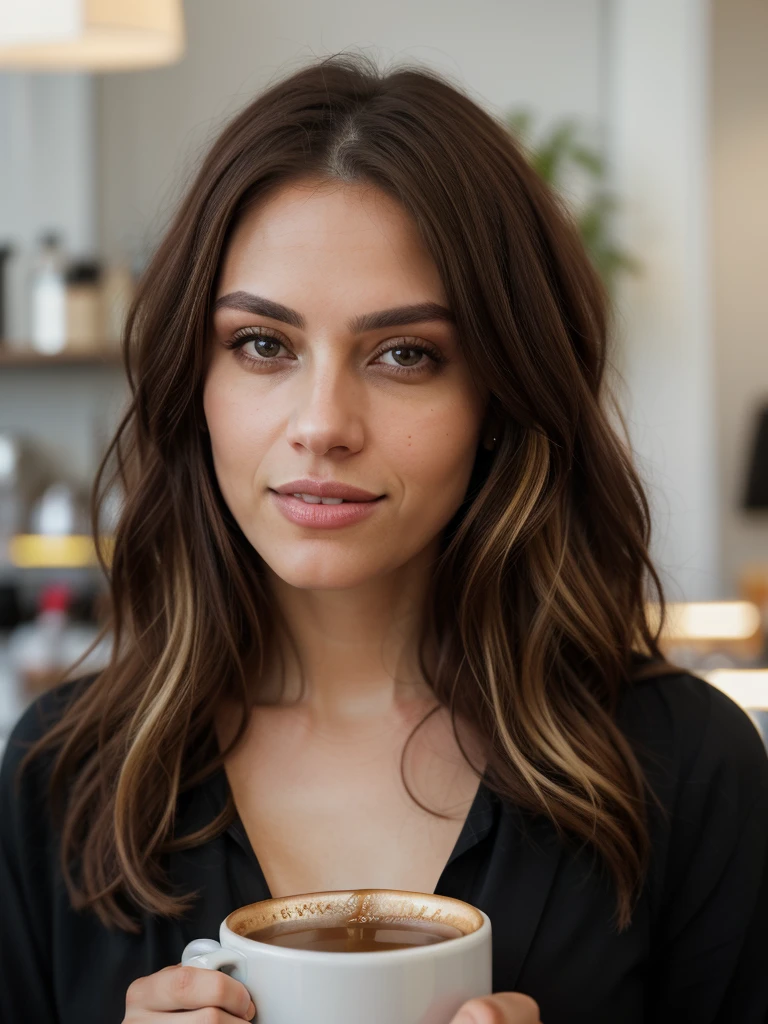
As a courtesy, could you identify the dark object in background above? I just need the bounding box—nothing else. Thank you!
[0,244,12,342]
[68,586,101,623]
[64,259,101,287]
[744,404,768,510]
[0,582,22,629]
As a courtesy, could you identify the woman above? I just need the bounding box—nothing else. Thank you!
[2,53,767,1024]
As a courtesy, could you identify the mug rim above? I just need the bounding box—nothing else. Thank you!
[221,888,490,962]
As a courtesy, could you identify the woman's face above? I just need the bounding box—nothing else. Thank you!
[204,178,489,592]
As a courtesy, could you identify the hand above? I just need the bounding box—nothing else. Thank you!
[122,963,256,1022]
[449,992,542,1024]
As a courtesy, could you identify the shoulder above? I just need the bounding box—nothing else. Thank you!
[617,661,768,817]
[4,676,92,744]
[2,675,95,756]
[0,675,97,811]
[618,660,767,764]
[1,676,99,899]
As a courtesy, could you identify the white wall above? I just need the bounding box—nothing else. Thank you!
[711,0,768,593]
[607,0,719,601]
[97,0,606,262]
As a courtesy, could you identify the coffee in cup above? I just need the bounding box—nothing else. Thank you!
[244,916,465,951]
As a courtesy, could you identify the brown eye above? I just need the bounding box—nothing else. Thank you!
[246,336,282,358]
[376,341,447,376]
[224,328,287,362]
[385,346,423,368]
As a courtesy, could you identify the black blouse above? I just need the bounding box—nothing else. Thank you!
[1,664,768,1024]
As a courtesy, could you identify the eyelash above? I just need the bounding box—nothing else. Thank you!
[223,327,448,377]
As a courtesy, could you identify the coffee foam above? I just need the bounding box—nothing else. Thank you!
[226,889,483,940]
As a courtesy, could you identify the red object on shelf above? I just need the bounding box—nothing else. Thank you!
[39,582,72,613]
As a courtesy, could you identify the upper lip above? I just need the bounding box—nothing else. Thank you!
[271,479,384,501]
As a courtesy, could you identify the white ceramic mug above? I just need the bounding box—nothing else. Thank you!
[181,888,492,1024]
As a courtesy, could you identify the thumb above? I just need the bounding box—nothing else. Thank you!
[451,992,542,1023]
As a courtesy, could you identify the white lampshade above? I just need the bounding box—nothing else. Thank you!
[0,0,184,71]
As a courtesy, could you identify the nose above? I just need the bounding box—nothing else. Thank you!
[284,356,366,456]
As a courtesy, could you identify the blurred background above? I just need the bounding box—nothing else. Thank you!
[0,0,767,752]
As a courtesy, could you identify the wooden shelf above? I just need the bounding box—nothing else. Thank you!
[0,346,123,367]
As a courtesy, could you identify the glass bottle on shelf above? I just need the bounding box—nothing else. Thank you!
[29,232,67,354]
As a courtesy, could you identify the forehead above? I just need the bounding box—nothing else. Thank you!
[216,178,447,306]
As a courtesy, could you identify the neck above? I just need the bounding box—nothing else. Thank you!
[251,547,440,722]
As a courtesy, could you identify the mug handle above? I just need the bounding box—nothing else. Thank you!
[181,938,248,985]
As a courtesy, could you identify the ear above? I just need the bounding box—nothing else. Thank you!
[480,410,501,451]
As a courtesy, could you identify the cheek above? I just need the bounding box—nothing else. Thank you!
[202,372,269,499]
[383,399,481,506]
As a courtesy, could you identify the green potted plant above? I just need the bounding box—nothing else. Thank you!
[505,110,640,296]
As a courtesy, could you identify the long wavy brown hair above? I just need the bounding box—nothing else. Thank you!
[21,51,675,933]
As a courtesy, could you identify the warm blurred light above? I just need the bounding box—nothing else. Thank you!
[648,601,762,640]
[0,0,184,71]
[8,534,113,568]
[702,669,768,710]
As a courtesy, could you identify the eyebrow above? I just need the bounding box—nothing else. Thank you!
[212,290,455,333]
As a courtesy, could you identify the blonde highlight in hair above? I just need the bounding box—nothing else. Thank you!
[22,51,674,934]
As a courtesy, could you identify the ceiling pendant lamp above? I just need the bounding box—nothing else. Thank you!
[0,0,185,71]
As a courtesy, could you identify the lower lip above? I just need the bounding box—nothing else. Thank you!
[269,491,386,529]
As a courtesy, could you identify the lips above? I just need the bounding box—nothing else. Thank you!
[270,490,385,529]
[271,479,383,502]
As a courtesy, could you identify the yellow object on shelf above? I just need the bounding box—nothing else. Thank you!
[7,534,113,569]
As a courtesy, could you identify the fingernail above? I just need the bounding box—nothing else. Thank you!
[245,1000,256,1020]
[453,1014,477,1024]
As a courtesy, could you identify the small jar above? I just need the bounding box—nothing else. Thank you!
[65,259,103,353]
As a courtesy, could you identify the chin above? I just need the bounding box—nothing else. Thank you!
[260,553,384,591]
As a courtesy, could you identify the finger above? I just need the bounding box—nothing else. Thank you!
[124,1006,254,1024]
[451,992,541,1024]
[125,964,255,1019]
[182,1010,256,1024]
